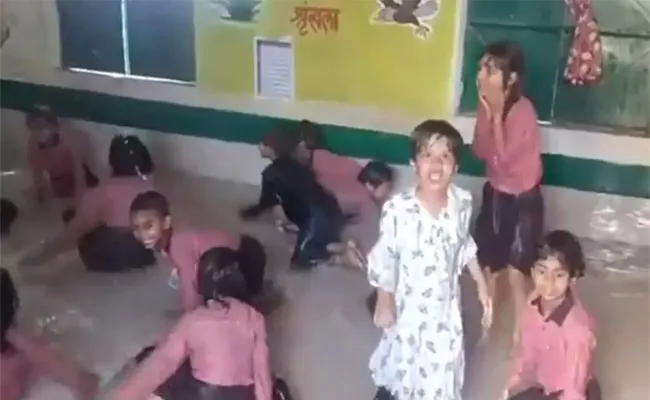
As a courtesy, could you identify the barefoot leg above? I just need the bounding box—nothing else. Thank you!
[507,266,528,352]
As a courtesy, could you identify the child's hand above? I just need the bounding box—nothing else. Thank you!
[479,292,493,341]
[373,294,396,329]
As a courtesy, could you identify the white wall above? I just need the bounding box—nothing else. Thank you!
[1,0,649,247]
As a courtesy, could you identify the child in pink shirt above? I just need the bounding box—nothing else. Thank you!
[293,120,364,215]
[472,41,544,347]
[110,247,273,400]
[0,268,99,400]
[130,191,267,313]
[328,161,394,269]
[503,230,601,400]
[20,135,156,272]
[25,108,98,208]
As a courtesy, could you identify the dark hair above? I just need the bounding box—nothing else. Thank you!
[539,230,586,278]
[25,107,59,128]
[109,135,154,177]
[1,268,19,353]
[410,120,464,163]
[358,161,394,188]
[197,247,248,306]
[482,41,525,117]
[130,191,170,217]
[298,119,325,149]
[261,130,299,159]
[0,199,18,236]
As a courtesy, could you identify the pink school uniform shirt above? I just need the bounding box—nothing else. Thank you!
[164,228,240,312]
[508,293,596,400]
[472,96,543,195]
[111,298,272,400]
[27,134,81,198]
[1,327,96,400]
[72,176,154,233]
[311,149,363,209]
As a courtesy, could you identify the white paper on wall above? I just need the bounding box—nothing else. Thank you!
[255,39,294,101]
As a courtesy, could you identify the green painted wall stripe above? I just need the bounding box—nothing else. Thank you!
[1,79,648,199]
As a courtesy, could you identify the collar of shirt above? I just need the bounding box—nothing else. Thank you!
[530,291,574,326]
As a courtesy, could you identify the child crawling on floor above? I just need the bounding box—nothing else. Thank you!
[0,268,99,400]
[327,160,394,269]
[502,230,601,400]
[110,247,273,400]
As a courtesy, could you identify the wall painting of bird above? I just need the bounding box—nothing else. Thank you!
[372,0,440,39]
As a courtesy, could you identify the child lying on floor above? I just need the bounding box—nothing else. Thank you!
[503,230,601,400]
[110,247,273,400]
[327,161,394,269]
[130,191,270,313]
[0,268,99,400]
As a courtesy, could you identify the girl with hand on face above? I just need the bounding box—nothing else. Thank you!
[472,41,544,350]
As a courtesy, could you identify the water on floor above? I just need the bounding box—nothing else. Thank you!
[1,172,648,400]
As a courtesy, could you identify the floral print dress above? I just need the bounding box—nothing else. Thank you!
[367,184,477,400]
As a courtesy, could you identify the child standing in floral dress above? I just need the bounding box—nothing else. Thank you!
[367,120,492,400]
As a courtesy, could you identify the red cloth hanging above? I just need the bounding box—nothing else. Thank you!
[563,0,603,85]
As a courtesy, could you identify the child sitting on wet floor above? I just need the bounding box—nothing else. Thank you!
[19,135,156,273]
[130,191,268,313]
[241,130,342,269]
[110,247,273,400]
[503,230,601,400]
[0,268,99,400]
[25,108,98,212]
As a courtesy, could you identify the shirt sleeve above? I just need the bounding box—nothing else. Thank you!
[507,309,537,391]
[559,326,596,400]
[458,199,478,268]
[7,327,96,398]
[496,104,541,173]
[252,311,273,400]
[366,201,399,293]
[111,317,189,400]
[172,241,202,312]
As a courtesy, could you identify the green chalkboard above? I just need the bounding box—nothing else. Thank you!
[57,0,124,74]
[126,0,196,82]
[460,0,650,132]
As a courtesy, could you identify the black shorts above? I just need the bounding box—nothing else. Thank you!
[507,379,601,400]
[0,198,18,235]
[474,183,544,273]
[78,226,155,272]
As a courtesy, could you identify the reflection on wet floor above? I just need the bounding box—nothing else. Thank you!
[1,173,648,400]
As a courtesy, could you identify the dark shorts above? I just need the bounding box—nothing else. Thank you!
[77,226,155,272]
[238,235,267,299]
[475,183,544,273]
[508,379,601,400]
[292,206,342,268]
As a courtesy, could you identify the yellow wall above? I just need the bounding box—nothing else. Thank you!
[196,0,458,118]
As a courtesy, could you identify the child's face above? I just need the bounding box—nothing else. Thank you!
[368,181,393,204]
[131,210,171,249]
[28,119,57,144]
[532,255,574,303]
[414,135,457,194]
[258,143,274,159]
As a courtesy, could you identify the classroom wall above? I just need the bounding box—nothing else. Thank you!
[1,0,649,247]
